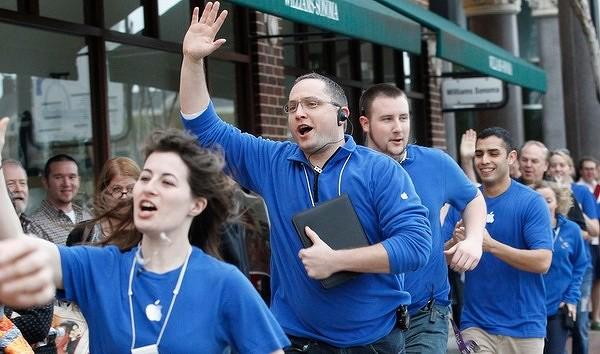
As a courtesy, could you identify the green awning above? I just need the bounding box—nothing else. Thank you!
[227,0,421,54]
[374,0,547,93]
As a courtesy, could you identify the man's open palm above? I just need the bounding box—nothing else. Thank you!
[183,2,228,61]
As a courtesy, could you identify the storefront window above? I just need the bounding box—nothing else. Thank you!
[105,42,182,162]
[0,1,16,11]
[335,41,351,80]
[105,0,146,35]
[282,19,297,67]
[403,52,412,92]
[106,43,239,162]
[382,47,395,83]
[360,43,373,83]
[0,23,94,211]
[40,0,83,23]
[158,0,188,42]
[207,59,238,126]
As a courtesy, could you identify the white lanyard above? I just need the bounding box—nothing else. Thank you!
[301,153,352,207]
[128,246,192,351]
[552,226,561,244]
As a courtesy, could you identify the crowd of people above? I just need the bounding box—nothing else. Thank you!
[0,2,598,353]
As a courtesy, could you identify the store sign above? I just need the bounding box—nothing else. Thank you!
[441,77,505,111]
[284,0,340,21]
[489,55,513,76]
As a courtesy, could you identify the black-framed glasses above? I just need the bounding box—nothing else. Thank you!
[107,184,134,199]
[283,97,340,114]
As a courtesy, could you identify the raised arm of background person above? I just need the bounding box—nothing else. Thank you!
[180,3,228,114]
[0,118,60,307]
[445,190,485,271]
[299,159,432,278]
[459,129,478,183]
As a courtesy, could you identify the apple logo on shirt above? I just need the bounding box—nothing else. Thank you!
[400,192,409,200]
[486,211,495,224]
[145,300,162,322]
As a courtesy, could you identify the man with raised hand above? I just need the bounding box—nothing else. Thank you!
[359,83,485,353]
[444,127,552,353]
[179,3,432,352]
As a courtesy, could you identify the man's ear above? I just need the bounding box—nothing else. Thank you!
[41,177,48,190]
[189,197,207,217]
[508,150,518,165]
[359,115,369,133]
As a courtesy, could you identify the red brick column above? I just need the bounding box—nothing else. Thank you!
[250,12,288,141]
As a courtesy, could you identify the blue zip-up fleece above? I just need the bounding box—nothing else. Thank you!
[544,214,588,316]
[182,102,431,347]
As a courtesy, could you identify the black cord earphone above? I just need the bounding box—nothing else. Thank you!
[337,107,348,126]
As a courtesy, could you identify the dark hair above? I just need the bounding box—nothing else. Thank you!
[100,129,238,258]
[359,83,406,117]
[578,156,599,170]
[477,127,515,153]
[43,154,78,178]
[293,72,348,107]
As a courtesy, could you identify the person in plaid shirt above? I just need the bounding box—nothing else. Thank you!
[29,155,92,245]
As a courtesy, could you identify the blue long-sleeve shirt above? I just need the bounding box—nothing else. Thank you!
[182,102,432,346]
[544,214,588,316]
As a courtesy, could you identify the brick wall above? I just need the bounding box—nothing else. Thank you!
[250,12,288,141]
[415,0,447,149]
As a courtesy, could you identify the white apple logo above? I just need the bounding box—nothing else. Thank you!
[145,300,162,322]
[400,192,409,200]
[486,212,495,224]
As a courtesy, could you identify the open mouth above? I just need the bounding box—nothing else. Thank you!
[298,124,313,136]
[139,200,157,212]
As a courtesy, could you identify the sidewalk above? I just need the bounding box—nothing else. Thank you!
[446,323,600,353]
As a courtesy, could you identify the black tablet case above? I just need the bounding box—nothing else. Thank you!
[292,194,370,288]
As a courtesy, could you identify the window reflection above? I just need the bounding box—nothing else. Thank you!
[159,0,187,42]
[0,23,93,211]
[335,41,350,79]
[0,1,16,11]
[207,59,237,125]
[360,43,373,83]
[39,0,83,23]
[105,0,145,35]
[403,52,412,92]
[382,47,395,84]
[106,42,182,162]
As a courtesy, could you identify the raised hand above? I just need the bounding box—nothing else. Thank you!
[182,2,228,62]
[0,237,55,308]
[460,129,477,160]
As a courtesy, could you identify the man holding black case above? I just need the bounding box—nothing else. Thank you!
[178,3,431,352]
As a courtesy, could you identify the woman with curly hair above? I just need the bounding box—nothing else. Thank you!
[534,181,588,354]
[0,118,288,353]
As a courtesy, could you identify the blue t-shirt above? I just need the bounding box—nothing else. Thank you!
[182,102,432,347]
[571,183,598,219]
[544,215,588,316]
[401,145,478,314]
[444,180,553,338]
[58,245,289,353]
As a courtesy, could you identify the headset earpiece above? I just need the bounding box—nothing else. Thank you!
[337,108,348,126]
